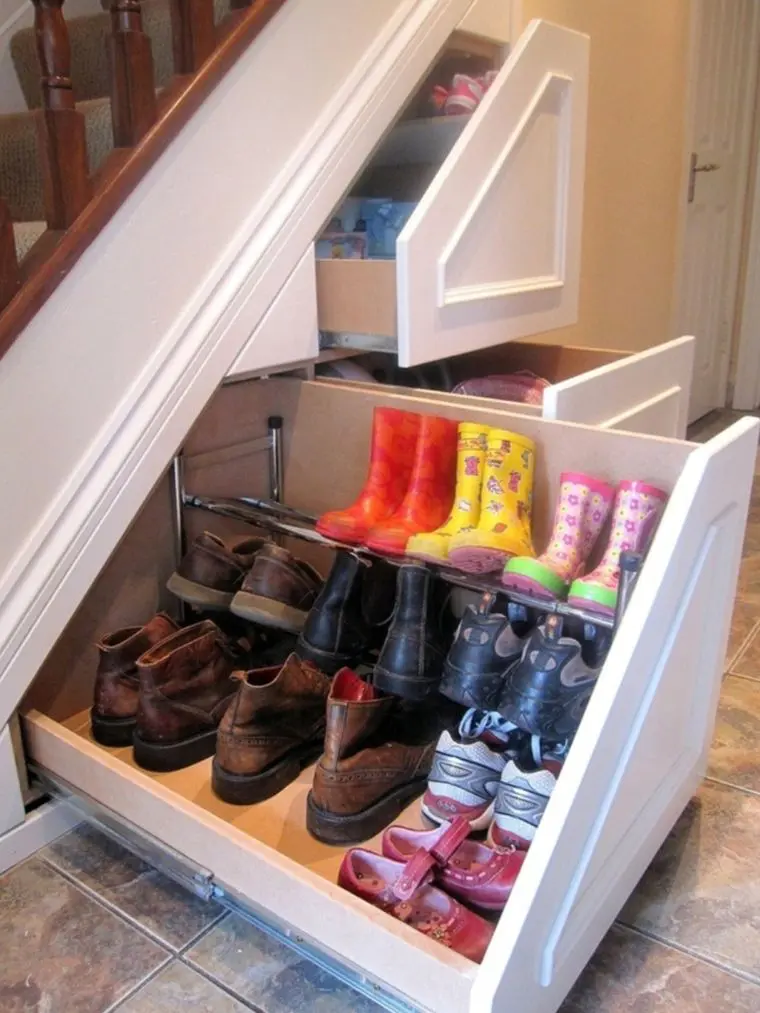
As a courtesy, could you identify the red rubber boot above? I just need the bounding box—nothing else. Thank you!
[316,408,421,544]
[366,415,459,556]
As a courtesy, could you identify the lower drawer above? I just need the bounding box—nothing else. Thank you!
[319,336,695,439]
[21,377,756,1013]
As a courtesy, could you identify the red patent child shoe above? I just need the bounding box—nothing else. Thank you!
[382,816,524,912]
[338,847,494,963]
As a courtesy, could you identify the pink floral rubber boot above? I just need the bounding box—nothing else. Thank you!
[502,473,615,600]
[566,480,669,616]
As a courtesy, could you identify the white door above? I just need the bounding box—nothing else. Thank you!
[676,0,760,423]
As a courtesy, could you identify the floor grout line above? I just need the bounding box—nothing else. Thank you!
[180,951,267,1013]
[702,773,760,799]
[38,852,213,956]
[612,921,760,988]
[102,954,176,1013]
[177,909,228,956]
[721,669,760,686]
[725,618,760,671]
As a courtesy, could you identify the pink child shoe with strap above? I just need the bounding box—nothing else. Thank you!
[338,845,494,963]
[382,815,524,912]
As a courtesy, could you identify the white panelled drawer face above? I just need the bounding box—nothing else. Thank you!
[316,19,590,366]
[19,376,757,1013]
[316,335,696,440]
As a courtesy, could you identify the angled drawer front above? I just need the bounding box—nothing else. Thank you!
[20,378,755,1013]
[227,246,319,378]
[316,19,590,366]
[316,335,695,439]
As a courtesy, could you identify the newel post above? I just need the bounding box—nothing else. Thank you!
[109,0,158,147]
[33,0,92,229]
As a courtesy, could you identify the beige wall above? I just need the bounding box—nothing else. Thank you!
[521,0,691,351]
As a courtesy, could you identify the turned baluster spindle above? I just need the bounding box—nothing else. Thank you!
[109,0,158,147]
[0,199,20,311]
[170,0,216,75]
[33,0,91,228]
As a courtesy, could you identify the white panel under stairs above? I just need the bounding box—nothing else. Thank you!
[472,418,757,1013]
[0,0,478,730]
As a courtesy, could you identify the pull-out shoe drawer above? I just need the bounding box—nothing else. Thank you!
[316,20,590,368]
[320,336,695,438]
[21,378,756,1013]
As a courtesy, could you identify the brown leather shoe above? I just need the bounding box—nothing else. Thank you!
[230,543,323,633]
[91,614,179,747]
[212,653,331,804]
[166,532,267,611]
[306,669,438,845]
[133,620,246,771]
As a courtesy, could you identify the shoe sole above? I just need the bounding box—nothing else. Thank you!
[295,636,359,677]
[420,797,495,833]
[166,573,234,611]
[132,727,218,772]
[447,548,510,574]
[439,666,506,710]
[372,666,440,703]
[212,741,323,805]
[306,778,428,845]
[90,710,136,748]
[230,592,308,634]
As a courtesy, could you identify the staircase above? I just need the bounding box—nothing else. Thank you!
[0,0,284,358]
[3,0,232,254]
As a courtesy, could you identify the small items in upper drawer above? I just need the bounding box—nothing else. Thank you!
[316,198,418,260]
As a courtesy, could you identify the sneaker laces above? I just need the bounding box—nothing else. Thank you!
[458,708,516,742]
[529,734,571,767]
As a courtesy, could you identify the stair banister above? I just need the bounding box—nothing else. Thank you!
[109,0,158,147]
[33,0,91,228]
[0,199,20,310]
[170,0,217,74]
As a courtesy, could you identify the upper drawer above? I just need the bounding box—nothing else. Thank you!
[316,19,590,367]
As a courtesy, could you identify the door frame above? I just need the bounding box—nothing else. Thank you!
[671,0,760,420]
[731,93,760,409]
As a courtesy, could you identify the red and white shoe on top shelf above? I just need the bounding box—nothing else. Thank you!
[442,70,499,116]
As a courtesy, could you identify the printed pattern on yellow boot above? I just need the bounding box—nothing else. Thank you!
[407,423,489,563]
[447,428,535,574]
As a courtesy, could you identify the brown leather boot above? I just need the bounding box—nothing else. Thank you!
[91,614,178,747]
[166,532,267,611]
[230,543,323,634]
[133,620,245,771]
[306,669,438,845]
[212,653,331,804]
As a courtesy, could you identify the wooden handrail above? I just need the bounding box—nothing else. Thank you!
[0,0,286,362]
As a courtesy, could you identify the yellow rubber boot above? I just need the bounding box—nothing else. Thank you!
[448,428,535,574]
[406,423,489,562]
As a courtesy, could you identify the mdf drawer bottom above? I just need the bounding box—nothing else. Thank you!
[22,707,475,1013]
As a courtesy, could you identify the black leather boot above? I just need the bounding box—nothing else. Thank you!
[373,564,451,702]
[296,551,394,675]
[440,593,533,710]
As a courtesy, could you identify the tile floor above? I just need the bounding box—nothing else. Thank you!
[2,408,760,1013]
